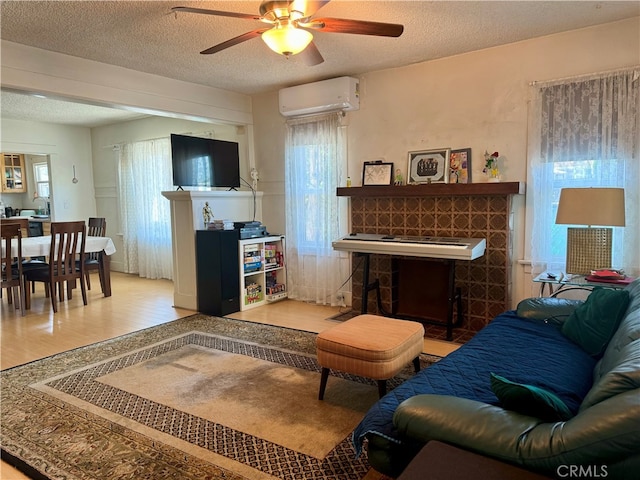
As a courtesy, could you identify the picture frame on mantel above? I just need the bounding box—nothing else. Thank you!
[407,148,451,184]
[449,148,472,184]
[362,161,394,186]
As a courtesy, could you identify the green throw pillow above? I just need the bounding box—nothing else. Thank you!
[561,287,630,357]
[490,373,572,422]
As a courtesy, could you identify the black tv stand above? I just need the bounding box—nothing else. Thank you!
[176,186,184,191]
[227,187,238,191]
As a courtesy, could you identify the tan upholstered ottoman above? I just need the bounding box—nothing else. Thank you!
[316,314,425,399]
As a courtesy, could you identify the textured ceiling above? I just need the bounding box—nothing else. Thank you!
[1,90,149,127]
[1,1,639,126]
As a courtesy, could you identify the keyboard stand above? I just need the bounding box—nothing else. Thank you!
[359,253,387,315]
[357,253,462,341]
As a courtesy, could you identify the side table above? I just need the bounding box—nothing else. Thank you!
[397,441,551,480]
[533,272,633,298]
[532,272,566,297]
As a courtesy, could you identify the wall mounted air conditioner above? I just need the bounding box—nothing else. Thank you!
[279,76,360,117]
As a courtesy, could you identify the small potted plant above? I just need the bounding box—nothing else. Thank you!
[483,151,502,182]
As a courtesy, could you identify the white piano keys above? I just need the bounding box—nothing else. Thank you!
[332,233,486,261]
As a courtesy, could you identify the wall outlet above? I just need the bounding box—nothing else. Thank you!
[336,292,346,307]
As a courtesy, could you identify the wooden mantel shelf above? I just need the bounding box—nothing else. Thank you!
[337,181,525,197]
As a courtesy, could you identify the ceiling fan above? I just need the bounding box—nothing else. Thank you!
[171,0,404,66]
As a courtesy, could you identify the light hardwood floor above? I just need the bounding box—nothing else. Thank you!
[1,271,459,479]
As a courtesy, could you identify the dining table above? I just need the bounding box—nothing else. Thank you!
[3,235,117,297]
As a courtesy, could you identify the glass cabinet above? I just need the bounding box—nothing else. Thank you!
[1,153,26,193]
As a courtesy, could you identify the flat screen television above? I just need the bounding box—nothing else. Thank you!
[170,133,240,189]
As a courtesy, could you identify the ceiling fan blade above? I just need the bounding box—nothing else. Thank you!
[298,41,324,66]
[200,29,269,55]
[171,6,262,21]
[308,17,403,37]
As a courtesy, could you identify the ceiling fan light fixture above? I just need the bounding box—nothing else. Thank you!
[262,23,312,56]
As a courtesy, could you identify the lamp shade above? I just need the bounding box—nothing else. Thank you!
[555,188,625,227]
[262,24,312,56]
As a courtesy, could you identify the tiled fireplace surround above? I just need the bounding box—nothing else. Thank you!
[338,183,524,342]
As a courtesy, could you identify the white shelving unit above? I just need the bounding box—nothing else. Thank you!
[239,235,287,310]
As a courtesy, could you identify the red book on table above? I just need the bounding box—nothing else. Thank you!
[585,275,635,285]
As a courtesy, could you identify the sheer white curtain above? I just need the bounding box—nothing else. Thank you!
[118,138,174,280]
[285,113,348,305]
[528,68,640,276]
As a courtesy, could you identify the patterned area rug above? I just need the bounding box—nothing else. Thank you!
[1,314,440,480]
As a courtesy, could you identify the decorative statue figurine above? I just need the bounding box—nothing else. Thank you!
[202,202,213,226]
[394,169,404,186]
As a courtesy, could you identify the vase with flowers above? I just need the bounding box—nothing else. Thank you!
[483,151,502,182]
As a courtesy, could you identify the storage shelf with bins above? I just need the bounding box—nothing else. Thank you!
[239,235,287,310]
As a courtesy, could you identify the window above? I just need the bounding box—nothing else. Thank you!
[288,143,339,250]
[527,68,639,275]
[32,162,50,198]
[118,138,174,279]
[284,113,349,304]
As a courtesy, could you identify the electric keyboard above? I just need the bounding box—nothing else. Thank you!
[332,233,486,260]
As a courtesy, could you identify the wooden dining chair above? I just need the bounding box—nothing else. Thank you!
[24,221,87,313]
[1,223,25,315]
[1,217,29,238]
[1,217,48,294]
[84,217,106,290]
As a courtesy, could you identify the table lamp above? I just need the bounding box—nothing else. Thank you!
[555,187,625,275]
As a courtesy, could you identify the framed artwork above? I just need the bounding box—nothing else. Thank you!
[449,148,472,184]
[362,161,394,186]
[407,148,451,184]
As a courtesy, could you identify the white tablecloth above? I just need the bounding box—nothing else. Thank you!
[3,235,116,258]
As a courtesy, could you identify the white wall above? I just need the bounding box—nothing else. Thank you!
[1,119,96,221]
[251,17,640,306]
[251,93,286,235]
[1,40,256,274]
[1,41,253,126]
[2,17,638,302]
[90,116,252,272]
[0,116,251,274]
